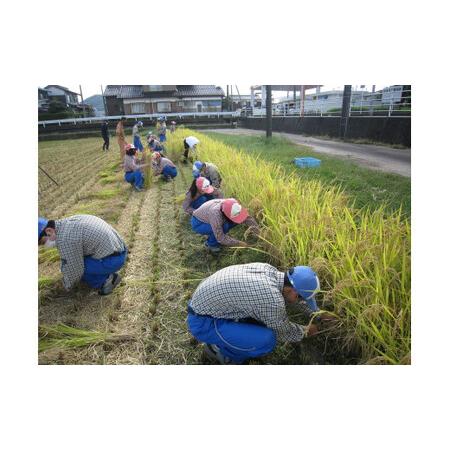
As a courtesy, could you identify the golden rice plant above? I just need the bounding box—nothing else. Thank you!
[166,129,411,364]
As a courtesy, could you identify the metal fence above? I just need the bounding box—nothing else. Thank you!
[38,111,241,128]
[242,86,411,118]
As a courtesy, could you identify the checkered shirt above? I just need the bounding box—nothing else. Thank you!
[55,215,126,290]
[190,263,308,342]
[192,199,259,246]
[203,163,221,188]
[123,154,140,172]
[152,157,175,175]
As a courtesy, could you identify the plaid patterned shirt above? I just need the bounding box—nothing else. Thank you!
[190,263,308,342]
[123,154,140,172]
[192,199,259,246]
[203,163,221,188]
[55,215,126,290]
[152,157,175,175]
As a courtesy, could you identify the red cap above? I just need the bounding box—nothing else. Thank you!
[196,177,214,194]
[221,199,248,224]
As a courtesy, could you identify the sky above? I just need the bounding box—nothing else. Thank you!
[60,84,389,101]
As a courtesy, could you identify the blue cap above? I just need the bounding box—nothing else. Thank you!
[193,161,203,171]
[38,217,48,240]
[287,266,320,311]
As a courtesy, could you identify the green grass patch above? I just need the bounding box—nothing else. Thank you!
[92,188,121,199]
[38,276,58,290]
[38,323,131,352]
[99,175,118,185]
[204,132,410,217]
[38,247,60,263]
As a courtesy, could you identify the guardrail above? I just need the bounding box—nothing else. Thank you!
[241,86,411,118]
[38,111,240,127]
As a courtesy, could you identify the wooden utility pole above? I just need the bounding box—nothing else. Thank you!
[340,85,352,138]
[266,85,272,138]
[231,85,234,111]
[79,85,87,118]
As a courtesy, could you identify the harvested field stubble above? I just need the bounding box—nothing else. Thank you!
[166,129,411,365]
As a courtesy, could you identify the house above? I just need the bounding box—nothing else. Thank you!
[38,88,50,112]
[44,85,81,107]
[275,89,370,114]
[103,85,225,116]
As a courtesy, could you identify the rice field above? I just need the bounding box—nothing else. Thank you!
[38,129,411,365]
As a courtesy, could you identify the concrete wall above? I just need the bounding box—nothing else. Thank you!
[240,116,411,147]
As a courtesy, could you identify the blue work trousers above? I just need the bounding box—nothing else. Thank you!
[81,250,127,289]
[124,170,144,189]
[187,307,276,363]
[133,135,144,151]
[191,216,236,248]
[162,165,177,180]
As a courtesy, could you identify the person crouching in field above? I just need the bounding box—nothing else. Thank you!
[132,121,144,152]
[191,198,259,252]
[38,215,127,295]
[101,120,110,151]
[187,263,320,364]
[116,117,127,159]
[152,152,177,181]
[183,136,199,163]
[192,160,222,188]
[123,143,151,191]
[148,134,165,155]
[182,177,224,215]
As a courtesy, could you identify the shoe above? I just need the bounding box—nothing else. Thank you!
[203,344,232,364]
[99,273,121,295]
[204,242,221,253]
[134,185,143,192]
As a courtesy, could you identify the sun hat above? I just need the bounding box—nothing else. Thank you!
[196,177,214,194]
[38,217,48,240]
[287,266,320,311]
[185,136,200,148]
[221,199,248,224]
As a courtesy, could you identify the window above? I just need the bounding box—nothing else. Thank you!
[131,103,145,114]
[157,102,171,112]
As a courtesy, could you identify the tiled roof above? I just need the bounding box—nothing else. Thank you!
[103,85,225,99]
[45,85,80,96]
[118,85,143,98]
[103,85,143,98]
[103,85,122,96]
[176,85,225,97]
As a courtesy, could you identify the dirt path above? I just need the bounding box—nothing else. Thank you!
[207,128,411,177]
